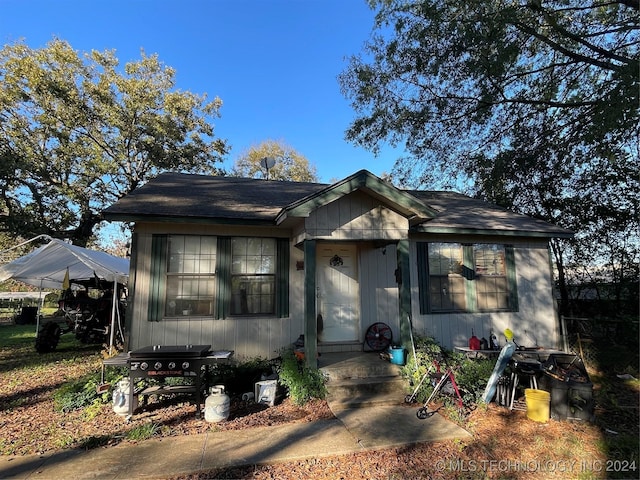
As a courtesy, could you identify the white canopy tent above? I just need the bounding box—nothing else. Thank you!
[0,238,129,351]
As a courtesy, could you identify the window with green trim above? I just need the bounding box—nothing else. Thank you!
[418,242,517,314]
[427,242,466,312]
[474,244,509,311]
[230,238,276,315]
[149,234,288,320]
[165,235,217,316]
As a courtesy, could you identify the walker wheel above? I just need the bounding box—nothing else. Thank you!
[404,394,416,404]
[365,322,392,351]
[416,407,429,419]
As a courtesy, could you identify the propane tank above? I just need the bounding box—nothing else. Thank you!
[204,385,230,423]
[489,331,499,350]
[112,378,137,416]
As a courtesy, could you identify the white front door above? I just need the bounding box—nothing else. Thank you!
[317,244,359,342]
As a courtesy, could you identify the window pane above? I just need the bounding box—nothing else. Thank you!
[428,243,463,275]
[232,237,247,256]
[474,245,509,311]
[230,238,276,315]
[165,275,214,316]
[474,244,506,276]
[168,236,216,274]
[427,243,465,312]
[231,275,275,315]
[232,256,246,274]
[165,235,216,316]
[231,238,276,315]
[247,238,262,256]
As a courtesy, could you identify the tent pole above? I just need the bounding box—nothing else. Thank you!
[35,278,44,337]
[0,234,52,257]
[108,279,117,355]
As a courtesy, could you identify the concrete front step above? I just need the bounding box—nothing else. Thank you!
[320,352,408,408]
[326,377,407,409]
[320,352,403,381]
[327,389,406,409]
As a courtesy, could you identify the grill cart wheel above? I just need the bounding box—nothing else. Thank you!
[365,322,392,352]
[35,321,62,353]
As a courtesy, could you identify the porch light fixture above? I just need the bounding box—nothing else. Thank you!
[329,255,343,267]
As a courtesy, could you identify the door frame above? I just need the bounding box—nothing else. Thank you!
[316,242,360,344]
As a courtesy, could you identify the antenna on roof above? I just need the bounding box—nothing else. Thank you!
[260,157,276,180]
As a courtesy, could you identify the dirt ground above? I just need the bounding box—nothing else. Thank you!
[1,337,639,479]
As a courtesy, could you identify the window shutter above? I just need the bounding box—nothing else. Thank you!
[215,237,231,319]
[148,235,167,322]
[416,242,429,314]
[505,245,519,311]
[276,238,290,318]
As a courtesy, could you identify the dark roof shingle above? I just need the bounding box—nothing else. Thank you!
[103,172,572,237]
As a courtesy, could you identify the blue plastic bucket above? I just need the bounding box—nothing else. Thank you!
[389,346,406,365]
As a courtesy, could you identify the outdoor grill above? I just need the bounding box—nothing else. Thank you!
[105,344,233,419]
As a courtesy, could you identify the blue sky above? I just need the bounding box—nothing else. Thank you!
[1,0,400,183]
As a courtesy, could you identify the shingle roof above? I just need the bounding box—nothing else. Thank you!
[103,171,572,237]
[103,173,328,223]
[410,191,572,237]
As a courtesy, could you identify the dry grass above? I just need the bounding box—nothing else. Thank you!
[1,324,638,480]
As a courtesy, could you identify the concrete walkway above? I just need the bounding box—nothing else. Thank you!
[0,403,470,479]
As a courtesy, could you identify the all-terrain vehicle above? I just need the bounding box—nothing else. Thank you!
[35,278,126,353]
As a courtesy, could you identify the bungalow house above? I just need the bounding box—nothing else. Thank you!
[103,169,572,365]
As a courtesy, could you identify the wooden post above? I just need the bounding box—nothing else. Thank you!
[303,240,318,369]
[397,240,411,348]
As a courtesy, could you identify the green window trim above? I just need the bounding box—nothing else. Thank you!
[417,242,519,314]
[276,238,290,318]
[505,245,518,311]
[215,237,231,319]
[148,235,168,322]
[416,242,429,314]
[150,234,289,321]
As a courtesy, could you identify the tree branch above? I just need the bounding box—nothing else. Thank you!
[513,20,630,72]
[528,2,636,66]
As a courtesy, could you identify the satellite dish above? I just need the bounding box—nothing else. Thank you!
[260,157,276,179]
[260,157,276,169]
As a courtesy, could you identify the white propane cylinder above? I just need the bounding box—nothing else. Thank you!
[112,378,137,416]
[204,385,230,423]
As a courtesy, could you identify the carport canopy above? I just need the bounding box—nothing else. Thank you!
[0,238,129,289]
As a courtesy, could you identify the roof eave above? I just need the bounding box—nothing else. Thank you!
[103,213,276,227]
[412,226,574,239]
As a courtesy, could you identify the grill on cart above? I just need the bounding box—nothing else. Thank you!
[129,344,212,373]
[128,345,212,418]
[104,344,232,419]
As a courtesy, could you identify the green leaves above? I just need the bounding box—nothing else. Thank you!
[341,1,638,315]
[0,39,229,245]
[231,139,318,182]
[340,0,638,184]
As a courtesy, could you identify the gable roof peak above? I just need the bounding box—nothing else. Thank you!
[276,169,438,224]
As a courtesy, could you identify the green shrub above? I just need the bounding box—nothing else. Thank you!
[454,357,495,404]
[400,335,453,403]
[126,422,159,441]
[277,349,326,405]
[400,334,495,407]
[54,374,102,412]
[206,357,276,395]
[53,368,123,412]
